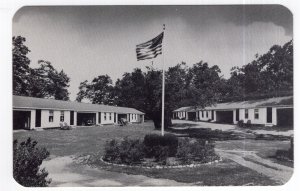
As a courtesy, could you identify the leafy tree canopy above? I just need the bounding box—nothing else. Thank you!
[12,36,71,100]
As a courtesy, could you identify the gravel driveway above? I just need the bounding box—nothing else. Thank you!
[41,156,193,187]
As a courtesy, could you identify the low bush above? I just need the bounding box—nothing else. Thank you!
[13,138,51,187]
[103,139,120,162]
[103,136,219,166]
[237,120,244,127]
[176,138,220,164]
[143,134,178,158]
[245,120,252,128]
[119,137,145,165]
[103,137,144,165]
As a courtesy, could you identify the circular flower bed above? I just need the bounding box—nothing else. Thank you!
[100,156,223,169]
[102,134,221,168]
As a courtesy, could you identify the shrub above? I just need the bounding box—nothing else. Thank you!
[237,120,244,127]
[176,138,220,164]
[13,138,51,187]
[60,122,72,130]
[245,120,252,128]
[154,146,169,164]
[103,139,120,163]
[176,138,194,164]
[119,137,145,165]
[143,134,178,158]
[288,137,294,160]
[103,137,144,165]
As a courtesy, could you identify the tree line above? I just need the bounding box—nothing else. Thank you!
[13,36,293,129]
[13,36,70,100]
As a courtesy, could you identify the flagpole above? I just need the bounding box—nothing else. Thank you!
[161,24,166,136]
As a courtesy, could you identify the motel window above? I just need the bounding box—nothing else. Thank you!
[109,113,112,120]
[49,110,54,122]
[60,111,64,122]
[254,109,259,119]
[104,113,107,121]
[245,109,249,119]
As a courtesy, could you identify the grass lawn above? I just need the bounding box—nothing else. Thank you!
[215,139,293,167]
[237,125,293,132]
[87,157,277,186]
[13,121,281,185]
[13,121,160,156]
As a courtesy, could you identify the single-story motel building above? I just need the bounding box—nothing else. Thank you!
[173,96,293,127]
[13,95,145,130]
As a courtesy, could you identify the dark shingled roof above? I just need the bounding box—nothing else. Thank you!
[13,95,145,114]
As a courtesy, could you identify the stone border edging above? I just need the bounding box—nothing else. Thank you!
[100,157,223,169]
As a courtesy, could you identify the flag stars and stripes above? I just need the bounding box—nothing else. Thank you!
[136,32,164,61]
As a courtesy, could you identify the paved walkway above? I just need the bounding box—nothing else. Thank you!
[172,119,293,136]
[172,119,236,131]
[41,156,192,187]
[216,149,293,184]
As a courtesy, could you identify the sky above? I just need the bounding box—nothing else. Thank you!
[13,5,293,101]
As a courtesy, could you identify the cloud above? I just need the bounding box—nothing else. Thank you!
[13,5,293,100]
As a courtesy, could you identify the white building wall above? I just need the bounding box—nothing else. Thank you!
[101,112,115,124]
[233,109,237,124]
[65,111,71,125]
[176,111,187,119]
[40,110,71,128]
[272,107,277,126]
[239,109,245,122]
[74,111,77,126]
[115,113,118,124]
[234,108,268,125]
[199,110,211,121]
[211,110,217,122]
[30,110,36,129]
[129,113,140,123]
[96,112,99,125]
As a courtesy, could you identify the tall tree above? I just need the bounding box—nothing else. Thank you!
[225,40,293,101]
[13,36,71,100]
[114,68,146,111]
[186,61,224,108]
[29,60,70,100]
[144,66,163,129]
[13,36,31,96]
[76,75,114,104]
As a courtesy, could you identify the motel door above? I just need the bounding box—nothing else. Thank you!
[35,109,41,127]
[236,109,239,121]
[70,111,74,125]
[267,107,272,123]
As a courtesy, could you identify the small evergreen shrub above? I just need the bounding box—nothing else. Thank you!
[119,137,145,165]
[103,137,144,165]
[13,138,51,187]
[103,139,120,163]
[143,134,178,157]
[237,120,244,127]
[176,138,220,164]
[245,120,252,128]
[154,146,169,164]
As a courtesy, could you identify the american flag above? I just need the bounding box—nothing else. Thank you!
[136,32,164,61]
